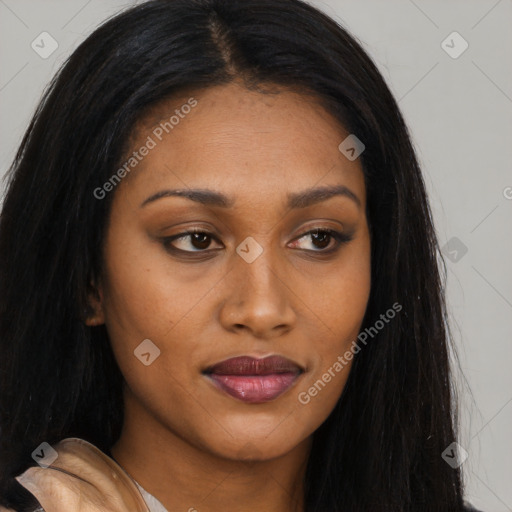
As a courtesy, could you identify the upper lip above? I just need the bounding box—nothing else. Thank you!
[203,355,304,376]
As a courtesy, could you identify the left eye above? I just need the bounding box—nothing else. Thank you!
[289,228,352,252]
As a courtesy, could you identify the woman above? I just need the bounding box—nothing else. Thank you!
[0,0,481,510]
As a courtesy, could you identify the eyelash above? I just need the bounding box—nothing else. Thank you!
[161,227,354,257]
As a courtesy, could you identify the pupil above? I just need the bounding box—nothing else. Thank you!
[312,231,330,249]
[192,233,210,249]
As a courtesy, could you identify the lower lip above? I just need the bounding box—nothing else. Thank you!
[205,372,300,403]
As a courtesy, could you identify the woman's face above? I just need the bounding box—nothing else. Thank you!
[89,81,371,461]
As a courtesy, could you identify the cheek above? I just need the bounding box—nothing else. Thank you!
[100,224,215,343]
[99,242,210,432]
[302,232,371,346]
[98,228,197,382]
[333,231,371,326]
[293,238,371,418]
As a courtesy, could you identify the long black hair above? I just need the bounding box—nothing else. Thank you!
[0,0,465,510]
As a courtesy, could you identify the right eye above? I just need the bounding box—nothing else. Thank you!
[161,229,223,253]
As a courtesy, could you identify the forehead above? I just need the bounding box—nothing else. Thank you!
[115,81,366,206]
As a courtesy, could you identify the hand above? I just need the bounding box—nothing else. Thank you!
[13,438,149,512]
[15,465,133,512]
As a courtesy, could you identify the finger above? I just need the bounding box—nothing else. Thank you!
[15,466,93,512]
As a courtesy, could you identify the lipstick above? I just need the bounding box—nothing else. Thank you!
[203,355,304,404]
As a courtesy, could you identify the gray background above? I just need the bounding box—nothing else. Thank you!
[1,1,511,510]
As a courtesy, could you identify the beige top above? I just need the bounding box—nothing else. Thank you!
[10,438,168,512]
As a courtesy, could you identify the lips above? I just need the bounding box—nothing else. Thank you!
[203,355,304,403]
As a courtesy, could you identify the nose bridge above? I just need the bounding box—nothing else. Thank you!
[235,235,283,302]
[220,235,295,336]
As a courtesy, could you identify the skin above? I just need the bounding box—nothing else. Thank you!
[87,80,371,512]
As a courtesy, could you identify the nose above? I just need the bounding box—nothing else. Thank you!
[218,244,297,339]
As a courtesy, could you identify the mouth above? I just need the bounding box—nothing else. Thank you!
[202,355,305,404]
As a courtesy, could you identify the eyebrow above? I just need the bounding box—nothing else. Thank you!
[140,184,361,209]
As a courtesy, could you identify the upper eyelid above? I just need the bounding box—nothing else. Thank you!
[170,226,342,239]
[165,227,346,249]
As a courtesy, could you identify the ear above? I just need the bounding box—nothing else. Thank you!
[84,277,105,326]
